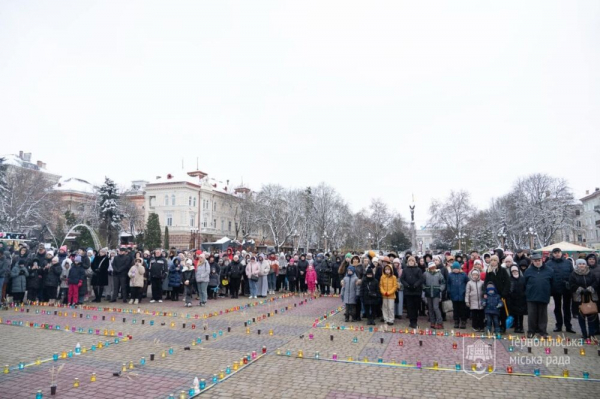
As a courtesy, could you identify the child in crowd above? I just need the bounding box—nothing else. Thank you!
[67,256,85,306]
[208,266,219,299]
[128,258,145,305]
[341,266,359,322]
[423,261,445,329]
[168,258,182,301]
[483,282,503,334]
[60,259,72,304]
[465,269,485,331]
[361,268,380,325]
[508,265,527,333]
[182,259,196,307]
[305,265,317,296]
[447,262,469,329]
[379,264,398,325]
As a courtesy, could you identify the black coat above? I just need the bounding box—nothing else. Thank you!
[43,262,63,287]
[91,255,109,286]
[315,260,331,285]
[546,257,573,295]
[112,254,131,276]
[507,275,527,315]
[401,266,425,296]
[484,267,510,298]
[287,264,298,282]
[228,261,244,279]
[361,276,381,305]
[569,271,598,304]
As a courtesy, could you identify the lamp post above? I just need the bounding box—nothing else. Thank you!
[497,231,507,250]
[455,232,466,251]
[190,228,198,249]
[525,227,537,250]
[292,230,299,254]
[367,233,373,250]
[322,232,329,253]
[419,240,423,253]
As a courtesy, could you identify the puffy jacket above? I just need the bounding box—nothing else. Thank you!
[447,272,469,302]
[341,273,359,304]
[315,259,331,285]
[228,261,244,279]
[245,261,260,279]
[0,251,12,279]
[423,269,445,298]
[524,264,554,304]
[209,269,220,286]
[465,276,484,310]
[379,266,398,299]
[128,264,146,288]
[259,260,271,277]
[44,262,63,287]
[483,291,502,315]
[168,261,182,287]
[10,264,29,293]
[401,266,424,296]
[587,254,600,285]
[195,260,210,283]
[546,257,573,295]
[484,267,510,298]
[67,264,85,285]
[286,262,298,281]
[507,274,527,315]
[112,254,132,276]
[361,276,381,305]
[569,268,598,304]
[149,257,168,279]
[91,255,110,286]
[181,265,195,284]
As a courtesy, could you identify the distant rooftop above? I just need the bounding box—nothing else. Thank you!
[53,177,97,195]
[0,151,59,176]
[147,171,249,196]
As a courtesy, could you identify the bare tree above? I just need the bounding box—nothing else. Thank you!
[367,198,394,250]
[429,190,476,246]
[254,184,303,251]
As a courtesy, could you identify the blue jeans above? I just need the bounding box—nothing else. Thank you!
[267,274,276,291]
[249,279,258,297]
[486,314,500,333]
[198,282,208,303]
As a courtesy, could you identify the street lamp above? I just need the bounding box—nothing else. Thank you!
[455,232,466,251]
[367,233,373,250]
[322,232,329,253]
[525,227,537,250]
[497,231,507,249]
[292,230,299,253]
[190,228,199,249]
[419,239,423,253]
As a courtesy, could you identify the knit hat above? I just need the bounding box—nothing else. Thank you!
[474,259,482,265]
[345,252,352,259]
[576,259,586,266]
[427,261,436,268]
[451,262,461,270]
[372,256,379,264]
[59,245,68,252]
[47,251,54,257]
[486,282,496,293]
[52,256,59,263]
[347,266,356,274]
[74,255,82,262]
[490,255,499,263]
[504,255,513,264]
[510,265,519,273]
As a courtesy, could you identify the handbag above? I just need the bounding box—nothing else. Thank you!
[579,301,598,316]
[442,299,453,313]
[85,267,94,278]
[250,275,259,282]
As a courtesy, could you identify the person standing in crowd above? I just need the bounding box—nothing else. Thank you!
[111,247,131,303]
[182,259,196,307]
[208,263,220,299]
[195,254,210,306]
[331,255,342,295]
[524,252,554,338]
[484,255,510,332]
[463,250,480,274]
[267,254,277,295]
[256,254,269,298]
[43,256,62,305]
[245,255,260,299]
[401,256,424,328]
[361,268,380,325]
[297,254,309,293]
[466,269,485,332]
[546,248,575,333]
[11,259,28,304]
[228,255,243,298]
[514,249,531,269]
[128,258,145,305]
[393,258,403,320]
[168,258,182,301]
[315,253,330,295]
[305,264,317,296]
[90,249,109,302]
[483,282,502,334]
[286,257,298,294]
[507,265,527,334]
[380,263,398,326]
[60,258,71,304]
[149,249,168,303]
[341,265,359,322]
[569,259,598,340]
[447,261,469,329]
[0,251,12,302]
[79,248,92,303]
[423,261,445,329]
[26,259,43,302]
[276,253,288,292]
[67,256,85,306]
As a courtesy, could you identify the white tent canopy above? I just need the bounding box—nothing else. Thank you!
[215,237,231,244]
[534,241,594,253]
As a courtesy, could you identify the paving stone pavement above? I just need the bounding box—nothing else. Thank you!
[1,294,599,399]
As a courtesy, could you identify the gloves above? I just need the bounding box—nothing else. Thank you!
[78,281,83,287]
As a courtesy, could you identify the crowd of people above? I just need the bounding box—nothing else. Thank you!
[0,241,598,341]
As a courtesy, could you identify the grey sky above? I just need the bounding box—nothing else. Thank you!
[1,1,598,227]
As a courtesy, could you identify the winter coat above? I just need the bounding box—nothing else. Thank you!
[245,261,260,279]
[379,272,398,299]
[286,262,298,282]
[465,276,484,310]
[67,264,86,285]
[60,261,71,289]
[112,254,132,276]
[209,268,220,287]
[128,264,146,288]
[10,264,29,293]
[507,274,527,315]
[447,271,469,302]
[361,276,381,305]
[0,251,12,279]
[43,262,63,287]
[514,254,531,268]
[91,255,109,286]
[297,259,309,279]
[278,255,288,275]
[546,257,573,295]
[149,257,168,279]
[483,291,502,315]
[31,250,49,269]
[181,265,195,285]
[305,268,317,288]
[168,261,182,287]
[587,254,600,284]
[258,260,271,277]
[423,269,446,298]
[228,261,244,279]
[195,260,210,283]
[524,264,554,304]
[484,267,510,298]
[401,266,425,296]
[569,268,598,304]
[26,261,43,291]
[340,273,359,304]
[315,260,331,285]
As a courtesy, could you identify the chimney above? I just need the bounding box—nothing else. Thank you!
[37,161,43,168]
[586,190,590,195]
[23,153,31,162]
[19,151,23,159]
[596,188,599,192]
[42,162,46,169]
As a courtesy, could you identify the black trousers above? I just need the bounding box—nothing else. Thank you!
[130,286,142,301]
[299,278,307,293]
[93,286,104,301]
[229,278,241,298]
[319,283,330,295]
[452,301,468,322]
[553,292,573,329]
[354,297,362,320]
[151,277,162,301]
[471,309,485,330]
[112,274,128,302]
[288,280,297,293]
[276,275,287,291]
[364,303,376,321]
[405,295,420,324]
[527,301,549,335]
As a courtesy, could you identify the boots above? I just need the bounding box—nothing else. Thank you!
[454,321,460,328]
[460,321,467,329]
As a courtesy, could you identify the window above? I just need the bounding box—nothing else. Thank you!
[575,210,580,216]
[149,196,156,207]
[565,234,569,242]
[190,213,195,227]
[221,219,224,231]
[171,195,176,206]
[228,221,232,231]
[213,219,217,228]
[577,234,583,242]
[235,222,238,232]
[193,197,197,207]
[202,219,207,228]
[576,221,582,228]
[164,195,169,205]
[166,214,173,227]
[214,201,217,211]
[189,196,192,206]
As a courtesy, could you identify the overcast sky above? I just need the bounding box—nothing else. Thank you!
[1,1,598,227]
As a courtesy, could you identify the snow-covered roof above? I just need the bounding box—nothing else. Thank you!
[147,173,203,187]
[147,172,242,196]
[0,153,59,176]
[215,236,231,244]
[54,177,97,195]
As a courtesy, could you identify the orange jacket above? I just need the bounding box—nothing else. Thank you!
[379,273,398,299]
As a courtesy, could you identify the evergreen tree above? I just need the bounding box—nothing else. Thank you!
[164,226,170,249]
[145,213,161,250]
[97,177,123,248]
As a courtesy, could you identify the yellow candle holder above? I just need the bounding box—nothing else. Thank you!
[4,365,9,374]
[563,369,569,377]
[363,357,368,363]
[82,347,87,354]
[103,329,108,336]
[348,356,353,361]
[487,365,493,373]
[90,373,96,382]
[471,364,476,371]
[233,362,239,371]
[73,378,80,388]
[297,350,304,358]
[110,330,115,337]
[269,329,273,336]
[61,351,67,359]
[219,370,225,379]
[433,361,438,369]
[580,348,586,356]
[128,361,134,370]
[161,350,166,358]
[121,363,127,372]
[246,327,250,334]
[35,358,41,366]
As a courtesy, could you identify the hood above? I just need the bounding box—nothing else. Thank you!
[383,264,394,275]
[574,263,590,276]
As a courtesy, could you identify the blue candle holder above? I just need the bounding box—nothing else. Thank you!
[583,371,589,379]
[212,374,218,383]
[53,353,59,361]
[401,360,407,365]
[188,387,195,396]
[168,348,174,355]
[196,337,202,344]
[212,332,217,339]
[91,345,96,352]
[218,330,223,336]
[200,379,206,390]
[150,320,154,326]
[67,351,73,358]
[534,368,540,376]
[455,363,461,371]
[226,366,231,374]
[140,357,146,365]
[18,362,24,370]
